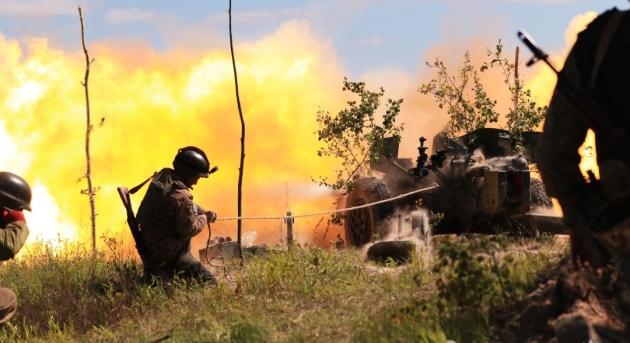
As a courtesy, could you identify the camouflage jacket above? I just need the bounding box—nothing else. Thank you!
[0,220,29,261]
[538,9,630,213]
[136,168,208,268]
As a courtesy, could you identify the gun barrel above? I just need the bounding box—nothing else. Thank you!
[517,31,545,58]
[517,30,559,72]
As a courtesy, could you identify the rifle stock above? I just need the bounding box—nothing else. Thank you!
[117,186,147,261]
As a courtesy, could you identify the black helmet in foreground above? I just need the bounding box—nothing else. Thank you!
[173,146,218,178]
[0,172,32,211]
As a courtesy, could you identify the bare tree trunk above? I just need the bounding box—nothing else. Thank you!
[228,0,245,255]
[514,47,520,110]
[78,6,97,254]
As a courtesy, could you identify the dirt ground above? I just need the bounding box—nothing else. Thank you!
[496,257,630,342]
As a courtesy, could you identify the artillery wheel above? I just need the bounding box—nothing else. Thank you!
[530,178,552,209]
[344,177,394,246]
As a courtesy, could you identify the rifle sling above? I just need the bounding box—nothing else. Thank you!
[129,172,157,195]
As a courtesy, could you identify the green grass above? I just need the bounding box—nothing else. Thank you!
[0,234,568,342]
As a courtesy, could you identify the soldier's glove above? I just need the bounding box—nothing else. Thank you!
[1,208,25,224]
[193,204,206,215]
[204,211,217,223]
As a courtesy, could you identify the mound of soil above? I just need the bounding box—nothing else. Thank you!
[495,258,630,342]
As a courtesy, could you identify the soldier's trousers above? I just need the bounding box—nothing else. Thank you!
[145,252,217,285]
[0,287,17,325]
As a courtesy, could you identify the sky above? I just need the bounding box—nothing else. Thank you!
[0,0,624,250]
[0,0,628,78]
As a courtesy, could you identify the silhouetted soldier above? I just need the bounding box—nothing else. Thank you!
[0,172,31,324]
[136,146,219,284]
[537,8,630,265]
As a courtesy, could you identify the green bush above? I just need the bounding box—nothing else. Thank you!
[434,236,557,342]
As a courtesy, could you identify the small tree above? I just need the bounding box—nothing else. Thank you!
[420,40,547,146]
[78,6,97,253]
[482,42,547,146]
[228,0,246,260]
[419,51,499,137]
[316,78,403,193]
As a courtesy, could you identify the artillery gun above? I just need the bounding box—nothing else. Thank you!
[344,128,564,247]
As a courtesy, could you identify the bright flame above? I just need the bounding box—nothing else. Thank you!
[23,183,78,247]
[6,81,46,112]
[0,120,32,173]
[0,21,347,251]
[579,129,599,180]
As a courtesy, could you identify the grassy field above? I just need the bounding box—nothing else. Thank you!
[0,234,568,342]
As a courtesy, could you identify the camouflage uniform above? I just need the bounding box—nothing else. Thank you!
[136,168,216,284]
[0,216,29,324]
[538,9,630,260]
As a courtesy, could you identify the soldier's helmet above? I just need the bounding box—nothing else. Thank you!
[173,146,215,178]
[0,172,32,211]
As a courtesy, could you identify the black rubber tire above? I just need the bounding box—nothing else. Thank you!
[366,240,415,264]
[530,178,553,209]
[344,177,394,247]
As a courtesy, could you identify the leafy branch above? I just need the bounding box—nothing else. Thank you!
[315,78,403,192]
[482,41,547,147]
[419,51,499,137]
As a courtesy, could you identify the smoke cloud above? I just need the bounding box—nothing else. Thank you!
[0,21,347,251]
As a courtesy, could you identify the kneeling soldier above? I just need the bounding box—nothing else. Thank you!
[0,172,31,324]
[136,146,219,284]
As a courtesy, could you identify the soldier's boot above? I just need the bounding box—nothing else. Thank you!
[175,253,218,285]
[141,265,171,286]
[0,287,17,325]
